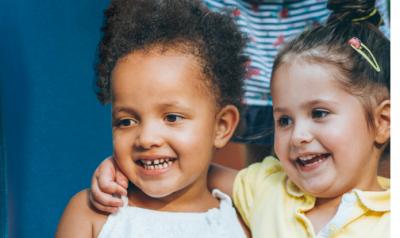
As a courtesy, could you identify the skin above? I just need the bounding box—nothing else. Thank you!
[271,59,389,232]
[56,46,247,237]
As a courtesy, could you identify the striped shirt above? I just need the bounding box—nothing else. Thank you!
[203,0,390,106]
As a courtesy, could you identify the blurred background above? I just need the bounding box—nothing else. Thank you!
[1,0,111,237]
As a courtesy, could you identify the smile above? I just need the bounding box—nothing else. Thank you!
[295,153,331,168]
[136,157,177,170]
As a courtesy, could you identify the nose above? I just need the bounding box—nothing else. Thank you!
[291,121,313,147]
[135,121,164,149]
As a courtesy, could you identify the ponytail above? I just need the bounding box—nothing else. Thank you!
[327,0,383,27]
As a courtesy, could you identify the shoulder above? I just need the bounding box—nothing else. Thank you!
[233,156,285,205]
[64,189,106,218]
[378,176,390,189]
[232,156,285,227]
[236,156,283,183]
[55,189,108,238]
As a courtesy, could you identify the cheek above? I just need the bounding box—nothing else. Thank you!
[173,130,212,155]
[171,125,215,165]
[175,120,215,146]
[274,130,289,159]
[112,131,133,154]
[322,118,368,150]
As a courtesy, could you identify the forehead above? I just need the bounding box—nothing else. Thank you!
[271,60,353,106]
[117,47,207,84]
[111,48,217,108]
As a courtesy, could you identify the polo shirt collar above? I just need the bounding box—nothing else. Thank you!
[354,177,390,212]
[285,176,390,212]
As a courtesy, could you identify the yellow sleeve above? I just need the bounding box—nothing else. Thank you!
[232,156,282,227]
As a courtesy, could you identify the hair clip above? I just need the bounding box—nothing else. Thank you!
[348,37,381,72]
[352,8,377,23]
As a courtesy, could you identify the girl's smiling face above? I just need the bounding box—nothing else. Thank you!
[271,60,382,198]
[111,47,231,200]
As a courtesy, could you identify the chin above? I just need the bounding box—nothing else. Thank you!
[140,187,175,198]
[303,187,329,197]
[297,179,334,197]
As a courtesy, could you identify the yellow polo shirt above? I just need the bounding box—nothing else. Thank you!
[233,156,390,238]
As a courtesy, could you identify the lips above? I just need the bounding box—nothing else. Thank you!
[295,153,331,168]
[135,157,177,170]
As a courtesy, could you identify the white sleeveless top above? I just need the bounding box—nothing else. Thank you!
[98,189,247,238]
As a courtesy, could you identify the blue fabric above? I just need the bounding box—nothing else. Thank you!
[1,98,6,238]
[0,0,111,237]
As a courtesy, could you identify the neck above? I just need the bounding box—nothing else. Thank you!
[314,195,341,209]
[357,163,383,192]
[128,176,219,212]
[348,148,384,192]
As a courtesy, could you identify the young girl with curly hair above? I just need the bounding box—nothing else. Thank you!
[56,0,250,237]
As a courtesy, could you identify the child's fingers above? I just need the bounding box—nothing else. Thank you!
[89,156,126,213]
[91,177,124,207]
[112,155,129,190]
[111,182,127,197]
[93,157,126,195]
[115,170,129,190]
[97,171,126,196]
[89,188,120,214]
[92,201,119,214]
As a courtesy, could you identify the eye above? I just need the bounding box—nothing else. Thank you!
[311,109,330,119]
[114,118,137,128]
[276,115,292,128]
[164,114,184,123]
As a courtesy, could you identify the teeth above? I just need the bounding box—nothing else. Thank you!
[296,153,329,167]
[139,158,175,170]
[298,155,315,161]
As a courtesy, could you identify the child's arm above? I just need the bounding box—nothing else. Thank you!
[207,163,238,197]
[89,157,239,212]
[56,189,105,238]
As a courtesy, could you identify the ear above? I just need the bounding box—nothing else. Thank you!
[213,105,240,149]
[374,99,390,144]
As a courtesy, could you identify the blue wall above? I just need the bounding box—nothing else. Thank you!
[0,0,112,237]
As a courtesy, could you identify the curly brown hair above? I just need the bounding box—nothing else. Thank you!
[95,0,248,110]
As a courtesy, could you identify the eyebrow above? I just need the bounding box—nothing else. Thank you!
[305,99,339,108]
[273,99,339,113]
[273,107,285,114]
[112,106,137,116]
[157,102,192,111]
[112,102,193,116]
